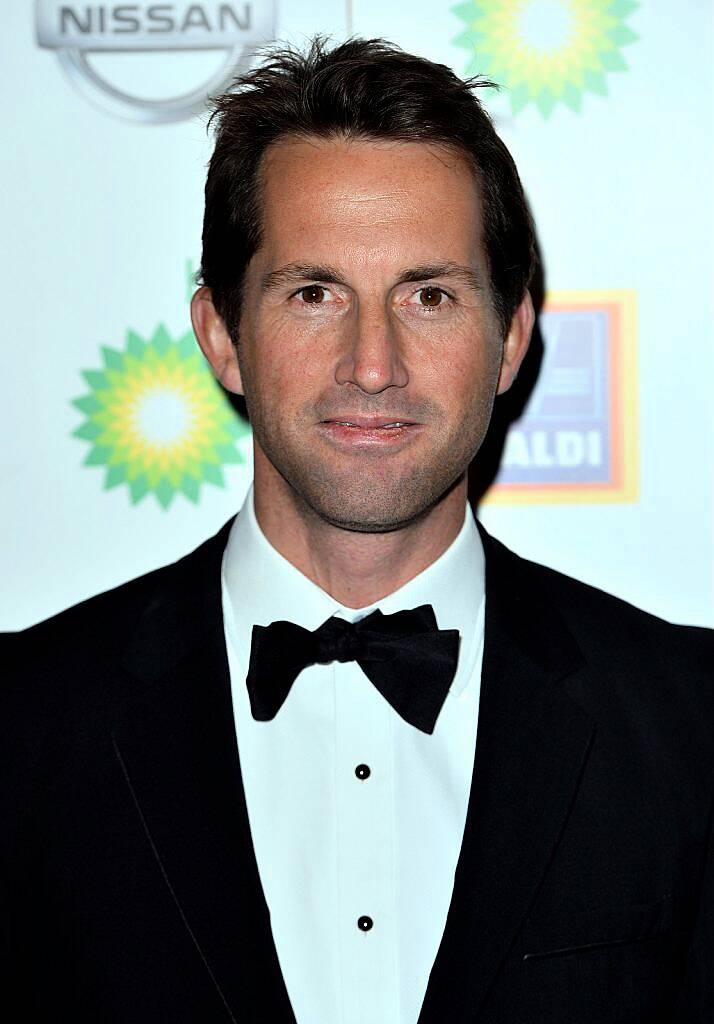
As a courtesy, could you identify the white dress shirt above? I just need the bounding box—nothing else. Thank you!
[221,486,485,1024]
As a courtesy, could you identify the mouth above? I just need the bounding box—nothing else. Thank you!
[321,416,417,429]
[317,417,423,450]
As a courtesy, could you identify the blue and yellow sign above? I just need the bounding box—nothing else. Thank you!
[488,290,638,503]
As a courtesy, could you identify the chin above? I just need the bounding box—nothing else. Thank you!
[293,471,461,534]
[315,510,421,534]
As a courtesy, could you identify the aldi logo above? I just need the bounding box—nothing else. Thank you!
[488,290,637,504]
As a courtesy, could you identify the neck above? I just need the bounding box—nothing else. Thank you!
[252,462,468,610]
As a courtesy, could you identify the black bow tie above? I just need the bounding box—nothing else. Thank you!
[245,604,460,734]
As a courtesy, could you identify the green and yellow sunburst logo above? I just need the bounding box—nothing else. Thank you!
[72,324,250,508]
[453,0,639,117]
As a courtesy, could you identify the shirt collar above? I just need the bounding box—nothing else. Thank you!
[222,484,485,698]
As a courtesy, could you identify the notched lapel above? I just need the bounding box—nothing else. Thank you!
[114,520,296,1023]
[420,526,596,1022]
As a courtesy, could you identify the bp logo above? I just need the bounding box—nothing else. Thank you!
[72,325,250,508]
[452,0,639,117]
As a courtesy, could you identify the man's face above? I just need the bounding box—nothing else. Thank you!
[219,136,529,531]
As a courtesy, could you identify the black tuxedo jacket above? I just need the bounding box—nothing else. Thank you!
[2,519,713,1023]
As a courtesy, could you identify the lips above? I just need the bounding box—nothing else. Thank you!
[321,416,416,428]
[317,417,423,450]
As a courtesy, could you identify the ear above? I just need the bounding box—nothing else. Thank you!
[496,290,535,395]
[190,286,244,395]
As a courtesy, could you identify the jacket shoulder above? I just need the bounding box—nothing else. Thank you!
[482,525,705,626]
[524,548,708,651]
[6,561,166,661]
[2,520,230,720]
[482,532,714,775]
[489,534,714,718]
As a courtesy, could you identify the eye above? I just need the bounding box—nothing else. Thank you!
[419,286,444,307]
[405,286,451,310]
[297,284,329,303]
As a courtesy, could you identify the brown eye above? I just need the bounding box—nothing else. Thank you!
[300,285,326,303]
[419,287,443,307]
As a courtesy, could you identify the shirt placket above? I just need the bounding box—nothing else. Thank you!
[334,655,399,1024]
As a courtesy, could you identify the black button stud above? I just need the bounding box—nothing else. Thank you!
[357,915,373,931]
[355,763,371,780]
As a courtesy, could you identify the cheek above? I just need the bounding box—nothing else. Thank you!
[247,315,330,409]
[409,301,500,373]
[419,333,500,396]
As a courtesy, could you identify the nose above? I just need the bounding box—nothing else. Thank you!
[334,305,409,394]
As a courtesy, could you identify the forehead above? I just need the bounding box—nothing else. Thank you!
[255,135,485,266]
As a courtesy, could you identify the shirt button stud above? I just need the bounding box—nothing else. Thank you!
[355,763,371,780]
[357,915,373,931]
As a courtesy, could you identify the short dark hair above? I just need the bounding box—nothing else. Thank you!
[199,36,535,340]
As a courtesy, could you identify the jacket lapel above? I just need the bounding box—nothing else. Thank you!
[419,524,596,1021]
[113,520,296,1023]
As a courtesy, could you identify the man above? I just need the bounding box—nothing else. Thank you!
[2,36,712,1023]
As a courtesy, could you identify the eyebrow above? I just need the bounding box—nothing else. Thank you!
[261,263,346,291]
[394,263,485,292]
[260,261,485,293]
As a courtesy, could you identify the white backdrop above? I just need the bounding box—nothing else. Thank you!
[2,1,712,630]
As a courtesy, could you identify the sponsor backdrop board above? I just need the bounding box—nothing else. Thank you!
[1,1,712,629]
